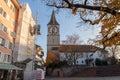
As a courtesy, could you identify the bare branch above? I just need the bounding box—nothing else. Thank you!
[80,13,107,25]
[84,0,88,5]
[48,0,120,15]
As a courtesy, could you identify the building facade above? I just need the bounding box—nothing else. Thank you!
[0,0,21,79]
[0,0,21,64]
[47,11,60,54]
[12,3,36,80]
[13,3,35,62]
[12,3,43,80]
[59,45,108,66]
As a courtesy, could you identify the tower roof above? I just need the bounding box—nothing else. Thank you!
[48,11,59,25]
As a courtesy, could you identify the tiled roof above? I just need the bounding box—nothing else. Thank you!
[58,45,107,53]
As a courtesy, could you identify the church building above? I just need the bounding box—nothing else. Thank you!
[47,11,60,54]
[47,11,108,66]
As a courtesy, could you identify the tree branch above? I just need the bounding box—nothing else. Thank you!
[48,0,120,15]
[80,13,107,25]
[84,0,88,5]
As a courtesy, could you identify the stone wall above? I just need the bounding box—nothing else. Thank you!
[71,65,120,77]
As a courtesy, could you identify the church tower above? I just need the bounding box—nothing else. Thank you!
[47,11,60,53]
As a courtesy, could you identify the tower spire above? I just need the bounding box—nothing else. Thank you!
[48,10,59,25]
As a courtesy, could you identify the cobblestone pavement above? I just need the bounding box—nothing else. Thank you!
[45,76,120,80]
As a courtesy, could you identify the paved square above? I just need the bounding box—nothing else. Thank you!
[45,76,120,80]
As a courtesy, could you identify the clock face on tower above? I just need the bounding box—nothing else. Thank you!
[49,26,58,35]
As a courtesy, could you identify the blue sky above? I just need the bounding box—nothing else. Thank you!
[19,0,100,59]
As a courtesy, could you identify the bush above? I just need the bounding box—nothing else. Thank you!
[95,58,102,66]
[59,60,68,66]
[95,58,108,66]
[102,60,108,65]
[109,57,117,65]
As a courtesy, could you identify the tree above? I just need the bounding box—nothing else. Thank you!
[62,34,83,44]
[87,35,100,47]
[106,45,119,64]
[46,51,59,66]
[61,34,83,65]
[41,0,120,47]
[107,45,119,58]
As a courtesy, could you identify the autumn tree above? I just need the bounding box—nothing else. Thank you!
[87,35,101,47]
[108,45,119,58]
[106,45,119,64]
[61,34,83,65]
[46,51,59,66]
[41,0,120,47]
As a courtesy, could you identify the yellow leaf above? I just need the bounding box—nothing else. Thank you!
[72,7,77,15]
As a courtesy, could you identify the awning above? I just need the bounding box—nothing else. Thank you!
[0,63,22,70]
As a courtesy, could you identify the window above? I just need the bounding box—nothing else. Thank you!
[3,26,7,32]
[0,37,5,46]
[9,42,14,50]
[0,7,3,14]
[7,55,11,62]
[0,52,1,59]
[9,42,12,49]
[0,52,4,62]
[3,54,7,62]
[10,4,15,12]
[0,22,8,33]
[2,38,5,46]
[0,38,2,45]
[3,12,6,17]
[0,52,2,62]
[10,32,16,38]
[0,7,7,18]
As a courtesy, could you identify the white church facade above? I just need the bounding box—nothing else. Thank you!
[47,11,108,66]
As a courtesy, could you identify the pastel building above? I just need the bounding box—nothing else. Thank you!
[13,3,36,80]
[13,3,35,62]
[13,3,43,80]
[0,0,21,79]
[0,0,21,64]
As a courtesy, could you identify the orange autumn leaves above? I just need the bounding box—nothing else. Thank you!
[46,51,59,66]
